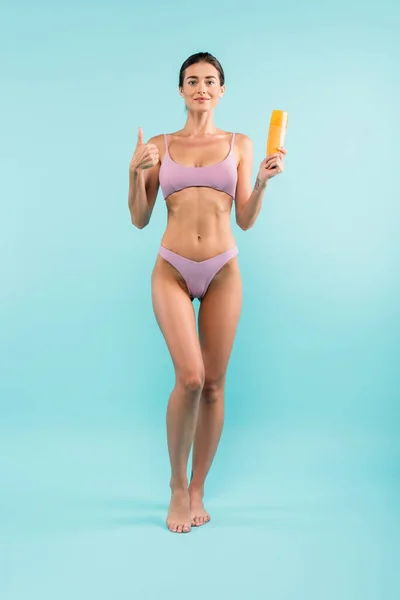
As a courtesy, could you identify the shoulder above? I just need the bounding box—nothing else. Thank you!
[146,133,165,148]
[233,133,253,164]
[234,132,253,148]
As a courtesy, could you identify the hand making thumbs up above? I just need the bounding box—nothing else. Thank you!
[129,128,160,174]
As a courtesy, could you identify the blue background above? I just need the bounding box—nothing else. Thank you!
[1,0,399,598]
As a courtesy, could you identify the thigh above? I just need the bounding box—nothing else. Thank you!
[198,258,242,382]
[152,257,204,382]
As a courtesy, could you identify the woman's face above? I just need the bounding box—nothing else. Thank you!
[179,62,225,112]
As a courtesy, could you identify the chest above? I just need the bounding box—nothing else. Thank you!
[167,136,233,167]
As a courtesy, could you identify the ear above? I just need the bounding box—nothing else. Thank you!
[178,86,184,98]
[219,84,226,98]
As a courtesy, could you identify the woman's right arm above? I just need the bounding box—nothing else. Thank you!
[128,129,161,229]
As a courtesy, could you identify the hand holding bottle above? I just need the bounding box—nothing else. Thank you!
[256,109,288,182]
[257,146,287,182]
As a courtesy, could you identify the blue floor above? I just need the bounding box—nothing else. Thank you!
[1,422,398,600]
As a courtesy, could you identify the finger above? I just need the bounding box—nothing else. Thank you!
[278,147,287,155]
[265,158,278,169]
[147,144,159,156]
[148,152,159,164]
[270,154,284,165]
[266,163,280,173]
[137,127,143,145]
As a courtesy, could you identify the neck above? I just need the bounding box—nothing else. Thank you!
[181,110,217,136]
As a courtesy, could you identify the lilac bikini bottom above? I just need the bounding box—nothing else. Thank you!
[158,245,239,300]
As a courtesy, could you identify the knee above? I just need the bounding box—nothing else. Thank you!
[177,369,205,393]
[202,376,225,404]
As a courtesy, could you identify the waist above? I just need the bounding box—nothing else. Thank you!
[160,228,237,262]
[161,191,235,260]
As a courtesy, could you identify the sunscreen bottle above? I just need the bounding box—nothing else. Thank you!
[267,110,288,156]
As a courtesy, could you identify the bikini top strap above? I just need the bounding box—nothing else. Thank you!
[230,132,236,152]
[164,133,169,156]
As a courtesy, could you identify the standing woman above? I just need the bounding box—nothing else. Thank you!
[128,52,286,533]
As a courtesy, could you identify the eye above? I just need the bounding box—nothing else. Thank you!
[187,80,216,86]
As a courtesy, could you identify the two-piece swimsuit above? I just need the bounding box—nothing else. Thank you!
[158,132,238,301]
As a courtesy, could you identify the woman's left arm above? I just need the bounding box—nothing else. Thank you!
[235,134,287,230]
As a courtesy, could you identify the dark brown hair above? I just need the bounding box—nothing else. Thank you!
[178,52,225,88]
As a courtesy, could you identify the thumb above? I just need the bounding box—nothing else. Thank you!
[137,127,143,145]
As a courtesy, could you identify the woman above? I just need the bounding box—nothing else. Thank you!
[128,52,286,534]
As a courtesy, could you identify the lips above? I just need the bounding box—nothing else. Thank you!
[195,98,209,102]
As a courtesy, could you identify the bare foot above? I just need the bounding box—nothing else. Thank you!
[166,489,192,533]
[188,486,211,527]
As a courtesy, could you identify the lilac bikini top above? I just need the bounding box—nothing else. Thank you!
[159,133,238,200]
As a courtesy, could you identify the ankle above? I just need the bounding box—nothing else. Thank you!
[188,481,204,495]
[170,478,189,493]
